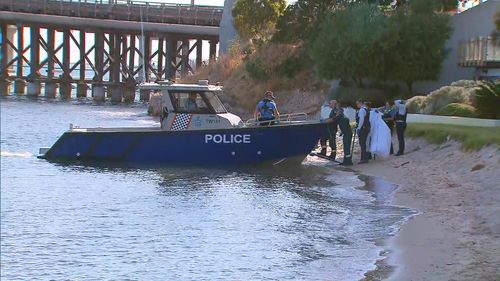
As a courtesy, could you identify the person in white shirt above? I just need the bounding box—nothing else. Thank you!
[356,100,371,164]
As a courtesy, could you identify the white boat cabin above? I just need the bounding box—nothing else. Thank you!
[140,80,244,131]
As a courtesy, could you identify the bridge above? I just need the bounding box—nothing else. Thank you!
[0,0,225,102]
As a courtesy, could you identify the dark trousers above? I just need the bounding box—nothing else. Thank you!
[327,127,337,153]
[358,129,369,161]
[385,121,394,154]
[319,134,329,153]
[319,128,336,153]
[343,131,352,158]
[258,116,275,126]
[320,135,329,147]
[396,122,406,154]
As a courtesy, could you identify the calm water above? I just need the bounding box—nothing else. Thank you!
[1,97,414,280]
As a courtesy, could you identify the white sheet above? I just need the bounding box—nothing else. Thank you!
[368,109,391,158]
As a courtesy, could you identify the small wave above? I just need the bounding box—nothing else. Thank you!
[326,170,365,189]
[0,151,33,158]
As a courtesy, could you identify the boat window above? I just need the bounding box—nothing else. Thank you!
[205,91,227,114]
[169,92,211,114]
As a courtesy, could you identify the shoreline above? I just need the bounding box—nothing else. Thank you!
[351,138,500,280]
[355,175,417,281]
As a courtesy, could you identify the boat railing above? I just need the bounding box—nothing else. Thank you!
[68,124,161,132]
[245,113,309,126]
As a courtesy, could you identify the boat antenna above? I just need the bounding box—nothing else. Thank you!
[139,5,146,83]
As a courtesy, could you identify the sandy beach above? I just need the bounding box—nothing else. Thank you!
[351,138,500,280]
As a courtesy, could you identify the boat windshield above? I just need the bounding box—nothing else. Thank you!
[205,91,227,114]
[169,91,227,114]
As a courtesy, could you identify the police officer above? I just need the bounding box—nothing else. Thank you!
[326,100,339,159]
[254,91,280,126]
[379,101,396,155]
[334,105,353,166]
[356,100,371,164]
[394,99,407,156]
[325,100,339,158]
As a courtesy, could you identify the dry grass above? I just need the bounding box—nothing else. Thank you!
[180,42,327,118]
[406,80,482,114]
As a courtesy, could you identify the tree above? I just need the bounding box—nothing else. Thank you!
[309,3,389,85]
[273,0,340,43]
[385,0,451,93]
[495,9,500,30]
[273,0,393,43]
[392,0,456,11]
[232,0,286,41]
[435,0,458,12]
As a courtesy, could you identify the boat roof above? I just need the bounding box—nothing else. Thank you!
[139,80,223,92]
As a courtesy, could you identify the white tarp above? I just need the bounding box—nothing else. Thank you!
[368,109,392,158]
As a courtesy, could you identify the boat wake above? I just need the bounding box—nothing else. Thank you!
[0,151,33,158]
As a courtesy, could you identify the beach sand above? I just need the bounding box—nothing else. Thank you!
[351,138,500,281]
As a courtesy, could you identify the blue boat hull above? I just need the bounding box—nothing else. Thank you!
[40,123,327,166]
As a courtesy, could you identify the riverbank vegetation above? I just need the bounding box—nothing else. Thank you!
[181,0,477,117]
[197,0,453,110]
[308,0,451,94]
[407,123,500,150]
[406,80,500,119]
[244,0,451,95]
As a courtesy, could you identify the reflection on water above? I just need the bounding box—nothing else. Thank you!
[0,98,415,280]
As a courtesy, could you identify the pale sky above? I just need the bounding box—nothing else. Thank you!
[165,0,296,6]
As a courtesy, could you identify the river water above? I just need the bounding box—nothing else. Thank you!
[0,97,414,280]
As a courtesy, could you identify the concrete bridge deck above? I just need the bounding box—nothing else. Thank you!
[0,0,223,27]
[0,0,227,102]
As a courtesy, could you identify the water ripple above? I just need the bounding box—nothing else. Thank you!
[0,98,416,281]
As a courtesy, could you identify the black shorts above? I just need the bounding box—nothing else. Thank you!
[258,117,276,126]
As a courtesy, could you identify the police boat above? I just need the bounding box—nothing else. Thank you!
[38,80,326,166]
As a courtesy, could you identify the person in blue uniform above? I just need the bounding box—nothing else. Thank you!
[254,91,280,126]
[394,99,407,156]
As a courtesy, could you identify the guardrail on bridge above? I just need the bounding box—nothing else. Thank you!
[0,0,224,26]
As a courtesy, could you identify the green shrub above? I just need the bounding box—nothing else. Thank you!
[274,54,308,78]
[425,85,477,113]
[405,80,481,114]
[245,58,268,81]
[333,86,390,108]
[435,103,477,117]
[450,80,482,88]
[473,81,500,119]
[406,96,427,114]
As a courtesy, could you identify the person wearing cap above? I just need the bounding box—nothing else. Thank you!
[394,99,407,156]
[255,91,280,126]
